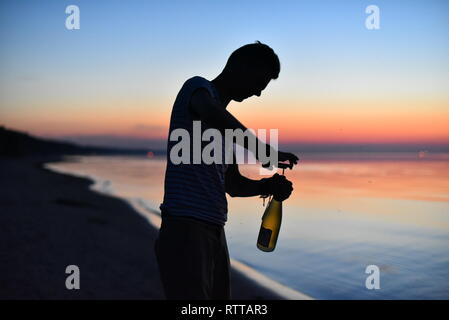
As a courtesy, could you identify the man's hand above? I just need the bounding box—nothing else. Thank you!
[262,149,299,170]
[278,151,299,169]
[260,173,294,202]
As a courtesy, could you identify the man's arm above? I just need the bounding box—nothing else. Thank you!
[190,88,268,162]
[190,88,299,168]
[190,88,251,136]
[225,163,294,200]
[225,163,264,198]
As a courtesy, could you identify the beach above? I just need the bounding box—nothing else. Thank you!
[2,153,448,299]
[0,155,288,299]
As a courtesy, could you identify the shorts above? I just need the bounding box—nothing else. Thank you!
[154,214,231,300]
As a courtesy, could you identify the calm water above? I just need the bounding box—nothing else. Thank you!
[47,152,449,299]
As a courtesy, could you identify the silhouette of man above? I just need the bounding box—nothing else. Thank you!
[154,41,298,300]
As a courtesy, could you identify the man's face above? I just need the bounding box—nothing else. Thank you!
[232,69,272,102]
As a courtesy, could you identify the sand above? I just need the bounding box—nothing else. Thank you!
[0,155,284,299]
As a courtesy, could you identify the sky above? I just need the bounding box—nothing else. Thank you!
[0,0,448,150]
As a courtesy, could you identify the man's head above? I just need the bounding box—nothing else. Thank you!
[221,41,280,102]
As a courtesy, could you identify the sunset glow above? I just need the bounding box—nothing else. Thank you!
[1,0,448,148]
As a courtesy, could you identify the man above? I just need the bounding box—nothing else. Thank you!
[154,41,299,299]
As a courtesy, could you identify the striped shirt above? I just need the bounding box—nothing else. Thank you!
[160,76,229,226]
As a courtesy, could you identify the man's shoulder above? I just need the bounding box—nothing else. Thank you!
[181,76,216,102]
[183,76,211,89]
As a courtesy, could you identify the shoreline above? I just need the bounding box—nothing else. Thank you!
[0,154,311,299]
[45,155,312,300]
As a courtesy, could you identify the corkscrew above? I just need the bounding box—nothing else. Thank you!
[260,161,288,206]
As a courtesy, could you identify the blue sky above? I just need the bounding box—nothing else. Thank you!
[0,0,448,148]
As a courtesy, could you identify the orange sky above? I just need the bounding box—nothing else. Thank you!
[1,1,448,147]
[3,97,448,145]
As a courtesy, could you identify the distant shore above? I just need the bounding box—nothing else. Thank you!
[0,154,293,299]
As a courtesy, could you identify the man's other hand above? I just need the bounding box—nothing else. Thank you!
[278,151,299,169]
[262,173,294,202]
[262,150,299,170]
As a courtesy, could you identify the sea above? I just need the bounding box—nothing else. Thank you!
[45,152,449,299]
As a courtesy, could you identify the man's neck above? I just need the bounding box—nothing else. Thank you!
[211,75,232,108]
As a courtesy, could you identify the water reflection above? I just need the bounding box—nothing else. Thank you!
[47,152,449,299]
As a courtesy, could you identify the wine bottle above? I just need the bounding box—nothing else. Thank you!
[257,197,282,252]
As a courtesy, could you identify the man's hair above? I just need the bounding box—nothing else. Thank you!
[225,41,280,79]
